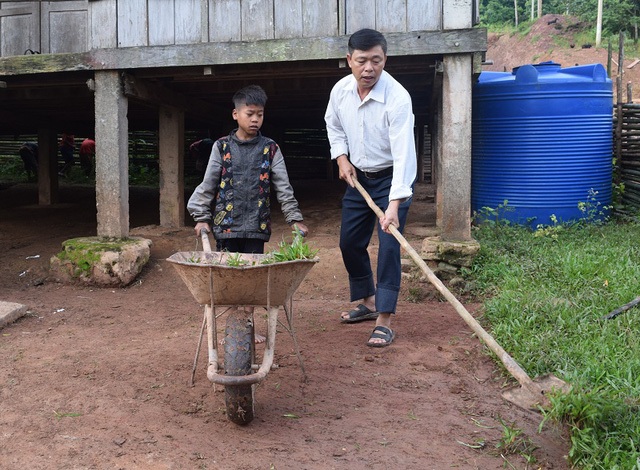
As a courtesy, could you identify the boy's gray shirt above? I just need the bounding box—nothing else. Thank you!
[187,131,303,239]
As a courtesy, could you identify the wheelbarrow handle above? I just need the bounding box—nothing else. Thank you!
[200,228,213,253]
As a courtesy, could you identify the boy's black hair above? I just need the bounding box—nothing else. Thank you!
[348,28,387,55]
[232,85,268,108]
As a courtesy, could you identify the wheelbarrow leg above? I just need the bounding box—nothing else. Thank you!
[283,300,308,382]
[189,308,207,387]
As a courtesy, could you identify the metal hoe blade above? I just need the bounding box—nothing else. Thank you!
[502,374,572,410]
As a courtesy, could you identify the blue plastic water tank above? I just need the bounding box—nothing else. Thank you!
[472,61,613,227]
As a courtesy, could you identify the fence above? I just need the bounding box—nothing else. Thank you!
[614,32,640,212]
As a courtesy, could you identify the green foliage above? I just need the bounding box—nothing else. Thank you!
[470,217,640,468]
[495,417,538,464]
[225,252,250,267]
[266,231,318,263]
[128,162,159,186]
[472,199,516,227]
[542,390,640,468]
[0,157,27,182]
[481,0,640,38]
[480,0,523,26]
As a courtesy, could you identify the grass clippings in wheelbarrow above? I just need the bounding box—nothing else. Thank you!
[183,231,318,267]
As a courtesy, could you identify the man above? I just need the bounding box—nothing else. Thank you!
[18,142,38,181]
[79,138,95,177]
[324,28,417,347]
[58,132,75,177]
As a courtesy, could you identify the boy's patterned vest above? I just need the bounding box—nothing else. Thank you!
[212,137,278,237]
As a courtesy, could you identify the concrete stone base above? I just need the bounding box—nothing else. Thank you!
[421,236,480,279]
[0,301,28,329]
[50,236,152,287]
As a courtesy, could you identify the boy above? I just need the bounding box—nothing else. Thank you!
[187,85,309,341]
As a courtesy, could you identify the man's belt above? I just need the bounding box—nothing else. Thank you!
[356,167,393,179]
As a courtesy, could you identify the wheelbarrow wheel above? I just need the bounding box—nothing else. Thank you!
[223,311,255,425]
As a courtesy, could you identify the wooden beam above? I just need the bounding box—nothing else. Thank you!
[0,29,487,76]
[121,73,222,124]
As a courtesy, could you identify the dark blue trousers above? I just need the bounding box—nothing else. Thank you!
[339,175,412,314]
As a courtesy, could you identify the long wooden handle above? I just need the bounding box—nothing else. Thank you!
[353,180,539,391]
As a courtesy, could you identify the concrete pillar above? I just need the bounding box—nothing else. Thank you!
[158,105,185,227]
[436,54,473,242]
[94,70,129,238]
[37,128,58,205]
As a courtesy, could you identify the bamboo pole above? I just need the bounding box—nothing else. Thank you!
[352,179,551,405]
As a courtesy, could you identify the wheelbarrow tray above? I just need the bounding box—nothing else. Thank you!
[166,251,318,306]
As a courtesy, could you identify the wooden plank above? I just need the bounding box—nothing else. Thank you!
[175,0,203,44]
[346,0,376,33]
[275,0,302,39]
[49,11,88,53]
[149,0,175,46]
[117,0,148,47]
[241,0,274,41]
[41,1,88,54]
[0,5,40,57]
[408,0,442,31]
[0,28,487,74]
[443,0,472,29]
[88,0,116,49]
[376,0,407,33]
[303,0,338,37]
[209,0,241,42]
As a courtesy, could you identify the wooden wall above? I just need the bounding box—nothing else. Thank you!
[0,0,477,57]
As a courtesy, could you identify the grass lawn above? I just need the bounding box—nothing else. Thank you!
[469,215,640,469]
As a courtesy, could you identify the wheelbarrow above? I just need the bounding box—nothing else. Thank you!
[167,231,317,424]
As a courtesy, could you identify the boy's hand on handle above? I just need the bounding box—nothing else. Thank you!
[194,222,211,237]
[291,222,310,237]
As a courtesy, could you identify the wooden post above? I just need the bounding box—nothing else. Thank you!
[596,0,603,47]
[619,31,625,80]
[616,33,624,168]
[628,82,633,104]
[436,54,473,241]
[94,70,130,238]
[37,128,58,205]
[158,105,185,228]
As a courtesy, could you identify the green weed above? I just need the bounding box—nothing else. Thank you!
[266,231,318,263]
[226,252,249,267]
[53,410,83,419]
[495,417,537,464]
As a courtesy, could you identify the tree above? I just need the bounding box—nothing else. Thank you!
[480,0,640,36]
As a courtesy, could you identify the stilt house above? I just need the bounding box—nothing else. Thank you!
[0,0,486,241]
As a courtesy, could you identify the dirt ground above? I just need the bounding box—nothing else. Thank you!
[3,16,615,469]
[0,178,571,470]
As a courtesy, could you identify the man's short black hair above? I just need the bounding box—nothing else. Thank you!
[348,28,387,55]
[232,85,268,108]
